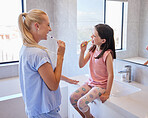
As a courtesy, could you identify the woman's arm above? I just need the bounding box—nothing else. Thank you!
[38,40,65,91]
[100,53,114,103]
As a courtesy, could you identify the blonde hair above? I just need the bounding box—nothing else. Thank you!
[18,9,47,50]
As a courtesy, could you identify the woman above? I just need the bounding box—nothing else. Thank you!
[18,9,78,118]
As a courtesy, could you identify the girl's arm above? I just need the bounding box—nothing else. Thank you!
[79,41,91,68]
[61,75,79,85]
[100,53,114,103]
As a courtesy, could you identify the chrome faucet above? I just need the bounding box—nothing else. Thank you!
[118,65,131,83]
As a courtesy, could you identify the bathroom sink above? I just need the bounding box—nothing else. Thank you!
[111,80,141,97]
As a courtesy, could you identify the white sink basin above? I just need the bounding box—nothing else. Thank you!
[111,80,141,97]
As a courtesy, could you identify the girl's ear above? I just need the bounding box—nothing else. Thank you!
[102,39,106,44]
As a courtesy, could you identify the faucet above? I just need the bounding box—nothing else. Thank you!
[118,65,131,83]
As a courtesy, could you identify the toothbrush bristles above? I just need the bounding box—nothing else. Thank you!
[47,34,58,41]
[82,39,92,47]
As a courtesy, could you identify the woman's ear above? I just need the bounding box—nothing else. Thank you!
[34,22,39,31]
[102,39,106,44]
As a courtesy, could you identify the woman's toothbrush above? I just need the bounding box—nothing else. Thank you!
[47,34,58,41]
[82,39,92,47]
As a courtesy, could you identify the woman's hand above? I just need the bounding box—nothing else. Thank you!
[100,92,110,103]
[66,79,79,85]
[61,75,79,85]
[57,40,65,56]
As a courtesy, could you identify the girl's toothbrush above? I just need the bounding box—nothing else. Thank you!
[82,39,92,47]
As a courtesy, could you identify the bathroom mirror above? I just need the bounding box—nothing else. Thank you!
[107,0,148,66]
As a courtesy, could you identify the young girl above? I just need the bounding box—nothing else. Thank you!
[70,24,116,118]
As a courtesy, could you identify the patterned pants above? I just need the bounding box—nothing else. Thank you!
[70,83,106,112]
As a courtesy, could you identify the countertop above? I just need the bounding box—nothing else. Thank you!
[70,74,148,118]
[110,80,148,118]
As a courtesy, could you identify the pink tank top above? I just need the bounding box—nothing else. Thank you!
[87,49,111,88]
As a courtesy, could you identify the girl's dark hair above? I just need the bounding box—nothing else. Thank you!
[89,24,116,59]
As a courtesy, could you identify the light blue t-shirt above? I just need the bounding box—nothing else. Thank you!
[19,45,61,117]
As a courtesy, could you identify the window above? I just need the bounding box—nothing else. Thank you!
[77,0,104,53]
[0,0,24,63]
[105,0,128,50]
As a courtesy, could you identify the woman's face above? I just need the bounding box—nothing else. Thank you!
[91,28,103,46]
[38,15,52,41]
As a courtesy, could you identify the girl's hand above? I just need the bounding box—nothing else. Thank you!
[66,79,79,85]
[80,41,88,52]
[100,92,110,103]
[57,40,65,56]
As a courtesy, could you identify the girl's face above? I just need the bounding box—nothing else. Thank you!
[38,15,52,41]
[91,28,105,46]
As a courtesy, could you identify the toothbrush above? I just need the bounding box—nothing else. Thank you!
[47,34,58,41]
[82,39,92,47]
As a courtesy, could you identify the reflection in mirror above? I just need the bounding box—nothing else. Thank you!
[121,57,148,66]
[144,46,148,65]
[107,0,148,66]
